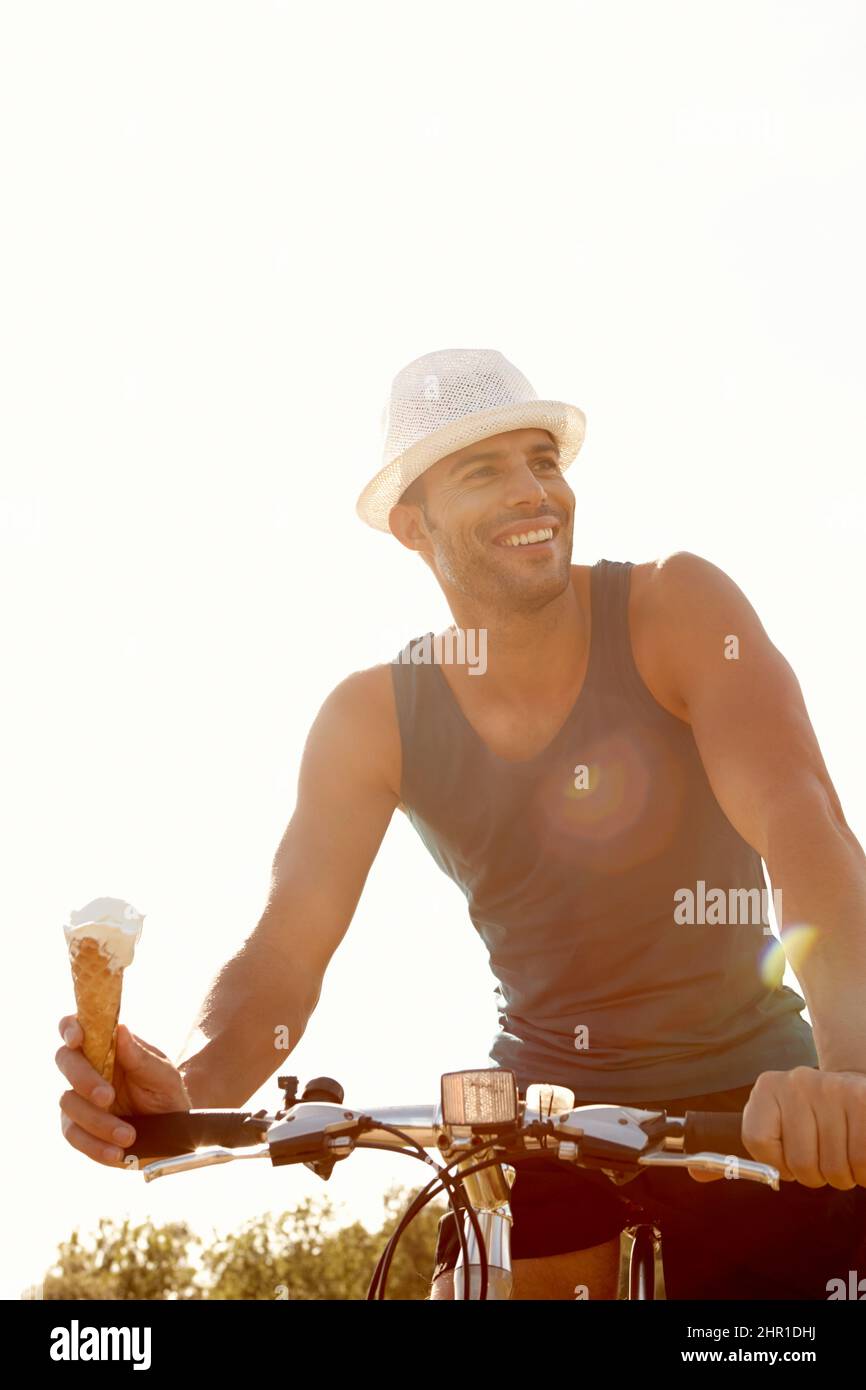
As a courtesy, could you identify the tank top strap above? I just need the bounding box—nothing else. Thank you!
[591,557,663,715]
[589,558,630,691]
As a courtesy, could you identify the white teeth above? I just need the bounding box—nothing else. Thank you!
[499,527,554,546]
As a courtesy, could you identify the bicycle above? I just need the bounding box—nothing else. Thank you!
[114,1067,778,1300]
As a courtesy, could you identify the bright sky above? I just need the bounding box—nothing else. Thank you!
[3,1,865,1299]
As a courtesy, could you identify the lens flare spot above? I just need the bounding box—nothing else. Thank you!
[759,923,819,988]
[532,727,687,875]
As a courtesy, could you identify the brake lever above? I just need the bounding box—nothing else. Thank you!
[637,1149,780,1188]
[549,1104,780,1190]
[141,1143,270,1183]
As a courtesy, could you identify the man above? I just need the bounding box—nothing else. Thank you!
[57,347,866,1300]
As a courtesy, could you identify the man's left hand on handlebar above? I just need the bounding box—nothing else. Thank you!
[687,1066,866,1188]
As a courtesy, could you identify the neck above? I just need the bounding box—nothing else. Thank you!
[442,568,586,704]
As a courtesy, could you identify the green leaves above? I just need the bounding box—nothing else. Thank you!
[40,1182,445,1300]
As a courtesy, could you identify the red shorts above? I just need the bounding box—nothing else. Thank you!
[431,1080,866,1299]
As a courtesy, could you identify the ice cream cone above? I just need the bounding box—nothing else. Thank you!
[63,896,145,1090]
[69,936,125,1083]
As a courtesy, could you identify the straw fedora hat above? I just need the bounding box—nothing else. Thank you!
[356,348,587,532]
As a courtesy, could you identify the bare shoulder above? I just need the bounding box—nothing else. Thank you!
[629,552,760,722]
[317,663,403,806]
[627,555,695,722]
[637,550,753,618]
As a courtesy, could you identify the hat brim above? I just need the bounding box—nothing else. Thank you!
[356,400,586,533]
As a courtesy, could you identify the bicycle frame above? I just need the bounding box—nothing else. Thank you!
[447,1153,663,1301]
[450,1149,517,1300]
[626,1222,660,1301]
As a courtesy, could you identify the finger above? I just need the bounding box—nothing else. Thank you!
[59,1090,136,1149]
[54,1044,115,1107]
[742,1088,796,1182]
[814,1088,857,1190]
[687,1165,725,1183]
[58,1016,82,1048]
[847,1099,866,1187]
[59,1111,132,1167]
[778,1087,824,1187]
[118,1024,168,1060]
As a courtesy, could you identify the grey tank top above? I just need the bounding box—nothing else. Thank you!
[389,558,817,1103]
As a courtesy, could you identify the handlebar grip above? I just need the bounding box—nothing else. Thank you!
[683,1109,750,1160]
[113,1110,270,1159]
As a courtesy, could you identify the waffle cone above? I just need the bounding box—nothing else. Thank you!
[69,937,124,1085]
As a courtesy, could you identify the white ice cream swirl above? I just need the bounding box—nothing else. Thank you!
[64,896,145,971]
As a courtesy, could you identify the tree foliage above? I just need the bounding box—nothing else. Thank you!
[40,1183,445,1300]
[41,1217,203,1300]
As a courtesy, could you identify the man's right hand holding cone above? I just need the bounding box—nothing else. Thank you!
[57,1019,191,1167]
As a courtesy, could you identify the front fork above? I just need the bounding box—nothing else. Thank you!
[449,1150,664,1301]
[626,1222,661,1300]
[451,1149,517,1300]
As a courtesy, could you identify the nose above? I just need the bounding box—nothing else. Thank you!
[501,461,551,508]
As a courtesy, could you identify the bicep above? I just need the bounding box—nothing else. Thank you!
[687,638,836,854]
[657,553,847,857]
[261,671,400,978]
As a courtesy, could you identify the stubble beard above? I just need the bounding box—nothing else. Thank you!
[430,522,574,616]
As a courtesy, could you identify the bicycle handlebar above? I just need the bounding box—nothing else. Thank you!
[683,1109,750,1160]
[114,1095,770,1184]
[108,1073,783,1302]
[114,1110,271,1157]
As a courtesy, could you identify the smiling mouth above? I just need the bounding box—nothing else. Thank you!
[494,526,557,548]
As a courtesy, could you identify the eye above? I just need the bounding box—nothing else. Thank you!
[465,458,560,481]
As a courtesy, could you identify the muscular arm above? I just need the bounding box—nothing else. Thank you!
[653,551,866,1072]
[177,667,400,1106]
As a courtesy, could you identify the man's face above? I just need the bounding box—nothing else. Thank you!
[390,427,574,608]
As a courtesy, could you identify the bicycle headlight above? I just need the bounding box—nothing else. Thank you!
[441,1069,519,1130]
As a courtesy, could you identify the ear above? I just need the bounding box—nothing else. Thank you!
[388,500,430,554]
